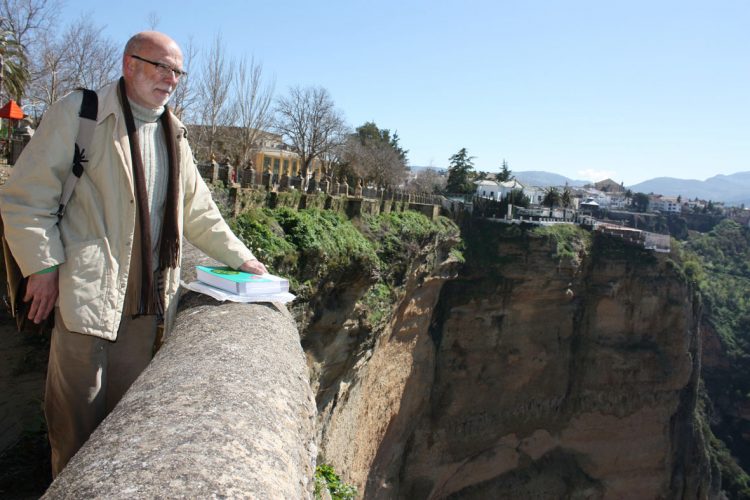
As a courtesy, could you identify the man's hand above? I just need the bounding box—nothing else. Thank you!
[24,270,59,324]
[239,258,268,275]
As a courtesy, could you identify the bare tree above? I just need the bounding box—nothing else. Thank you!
[196,34,234,160]
[1,0,60,52]
[274,85,347,188]
[26,17,118,117]
[61,18,118,90]
[30,30,63,111]
[170,36,197,121]
[341,123,408,187]
[407,168,446,194]
[232,56,274,166]
[0,0,61,102]
[146,11,159,30]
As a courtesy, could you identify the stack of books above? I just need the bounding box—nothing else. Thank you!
[195,266,290,298]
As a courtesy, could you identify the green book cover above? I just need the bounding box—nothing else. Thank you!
[196,266,289,295]
[196,266,274,283]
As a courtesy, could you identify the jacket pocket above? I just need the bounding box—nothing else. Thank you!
[58,238,117,336]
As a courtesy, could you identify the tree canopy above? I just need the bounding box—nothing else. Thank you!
[631,192,650,212]
[497,159,513,182]
[542,187,561,208]
[340,121,408,187]
[445,147,476,194]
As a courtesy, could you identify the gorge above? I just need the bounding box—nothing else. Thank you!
[305,216,716,498]
[0,193,745,498]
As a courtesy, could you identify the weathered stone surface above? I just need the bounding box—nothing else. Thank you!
[43,243,316,499]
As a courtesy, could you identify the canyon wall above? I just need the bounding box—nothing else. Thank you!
[312,220,717,499]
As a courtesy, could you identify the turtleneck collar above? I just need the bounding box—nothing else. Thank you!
[128,98,164,123]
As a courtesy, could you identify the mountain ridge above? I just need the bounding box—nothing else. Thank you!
[513,170,750,205]
[408,166,750,205]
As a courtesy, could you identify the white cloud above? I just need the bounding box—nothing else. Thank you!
[577,168,617,182]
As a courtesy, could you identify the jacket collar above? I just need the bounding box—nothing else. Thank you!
[95,80,124,125]
[95,80,187,138]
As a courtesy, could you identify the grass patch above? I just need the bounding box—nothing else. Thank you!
[230,208,298,276]
[531,224,592,261]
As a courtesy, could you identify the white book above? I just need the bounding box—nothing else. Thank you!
[196,266,289,296]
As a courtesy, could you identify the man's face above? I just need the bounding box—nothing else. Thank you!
[124,38,184,109]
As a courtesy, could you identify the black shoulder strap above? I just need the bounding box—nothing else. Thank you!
[54,89,98,219]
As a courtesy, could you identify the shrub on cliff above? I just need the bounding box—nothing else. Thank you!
[530,224,592,264]
[232,206,381,282]
[230,208,298,274]
[361,211,462,285]
[230,207,462,331]
[314,464,357,500]
[273,207,379,282]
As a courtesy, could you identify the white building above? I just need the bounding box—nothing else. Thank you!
[580,187,612,208]
[497,179,526,200]
[475,180,502,200]
[474,179,529,201]
[651,195,681,213]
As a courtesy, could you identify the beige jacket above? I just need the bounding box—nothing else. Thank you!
[0,82,255,340]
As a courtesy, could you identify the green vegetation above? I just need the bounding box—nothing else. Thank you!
[362,210,462,283]
[531,224,592,262]
[497,159,512,182]
[681,219,750,492]
[314,464,357,500]
[542,187,561,208]
[230,208,298,275]
[685,220,750,353]
[631,192,650,212]
[696,383,750,500]
[445,147,476,194]
[709,428,750,499]
[590,230,658,265]
[208,180,234,219]
[230,206,461,328]
[273,208,378,282]
[360,283,393,327]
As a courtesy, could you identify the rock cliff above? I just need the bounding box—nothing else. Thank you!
[312,220,716,499]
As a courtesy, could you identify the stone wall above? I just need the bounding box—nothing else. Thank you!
[42,244,316,498]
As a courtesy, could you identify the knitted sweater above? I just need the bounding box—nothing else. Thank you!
[129,99,168,268]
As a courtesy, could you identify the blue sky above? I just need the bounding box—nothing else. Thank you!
[59,0,749,185]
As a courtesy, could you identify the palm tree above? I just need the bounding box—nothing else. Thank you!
[561,186,572,208]
[0,19,29,102]
[542,187,561,208]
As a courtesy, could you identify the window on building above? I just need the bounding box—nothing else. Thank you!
[273,158,280,175]
[263,156,271,170]
[292,160,298,174]
[283,160,289,174]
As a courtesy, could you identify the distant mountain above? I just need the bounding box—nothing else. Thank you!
[512,171,588,188]
[629,172,750,206]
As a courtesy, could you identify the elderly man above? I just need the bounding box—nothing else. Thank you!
[0,31,266,476]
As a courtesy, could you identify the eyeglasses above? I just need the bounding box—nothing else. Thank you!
[130,54,187,79]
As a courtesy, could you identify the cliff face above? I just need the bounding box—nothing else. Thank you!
[311,220,715,499]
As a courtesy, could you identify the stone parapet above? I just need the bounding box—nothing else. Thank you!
[43,246,316,499]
